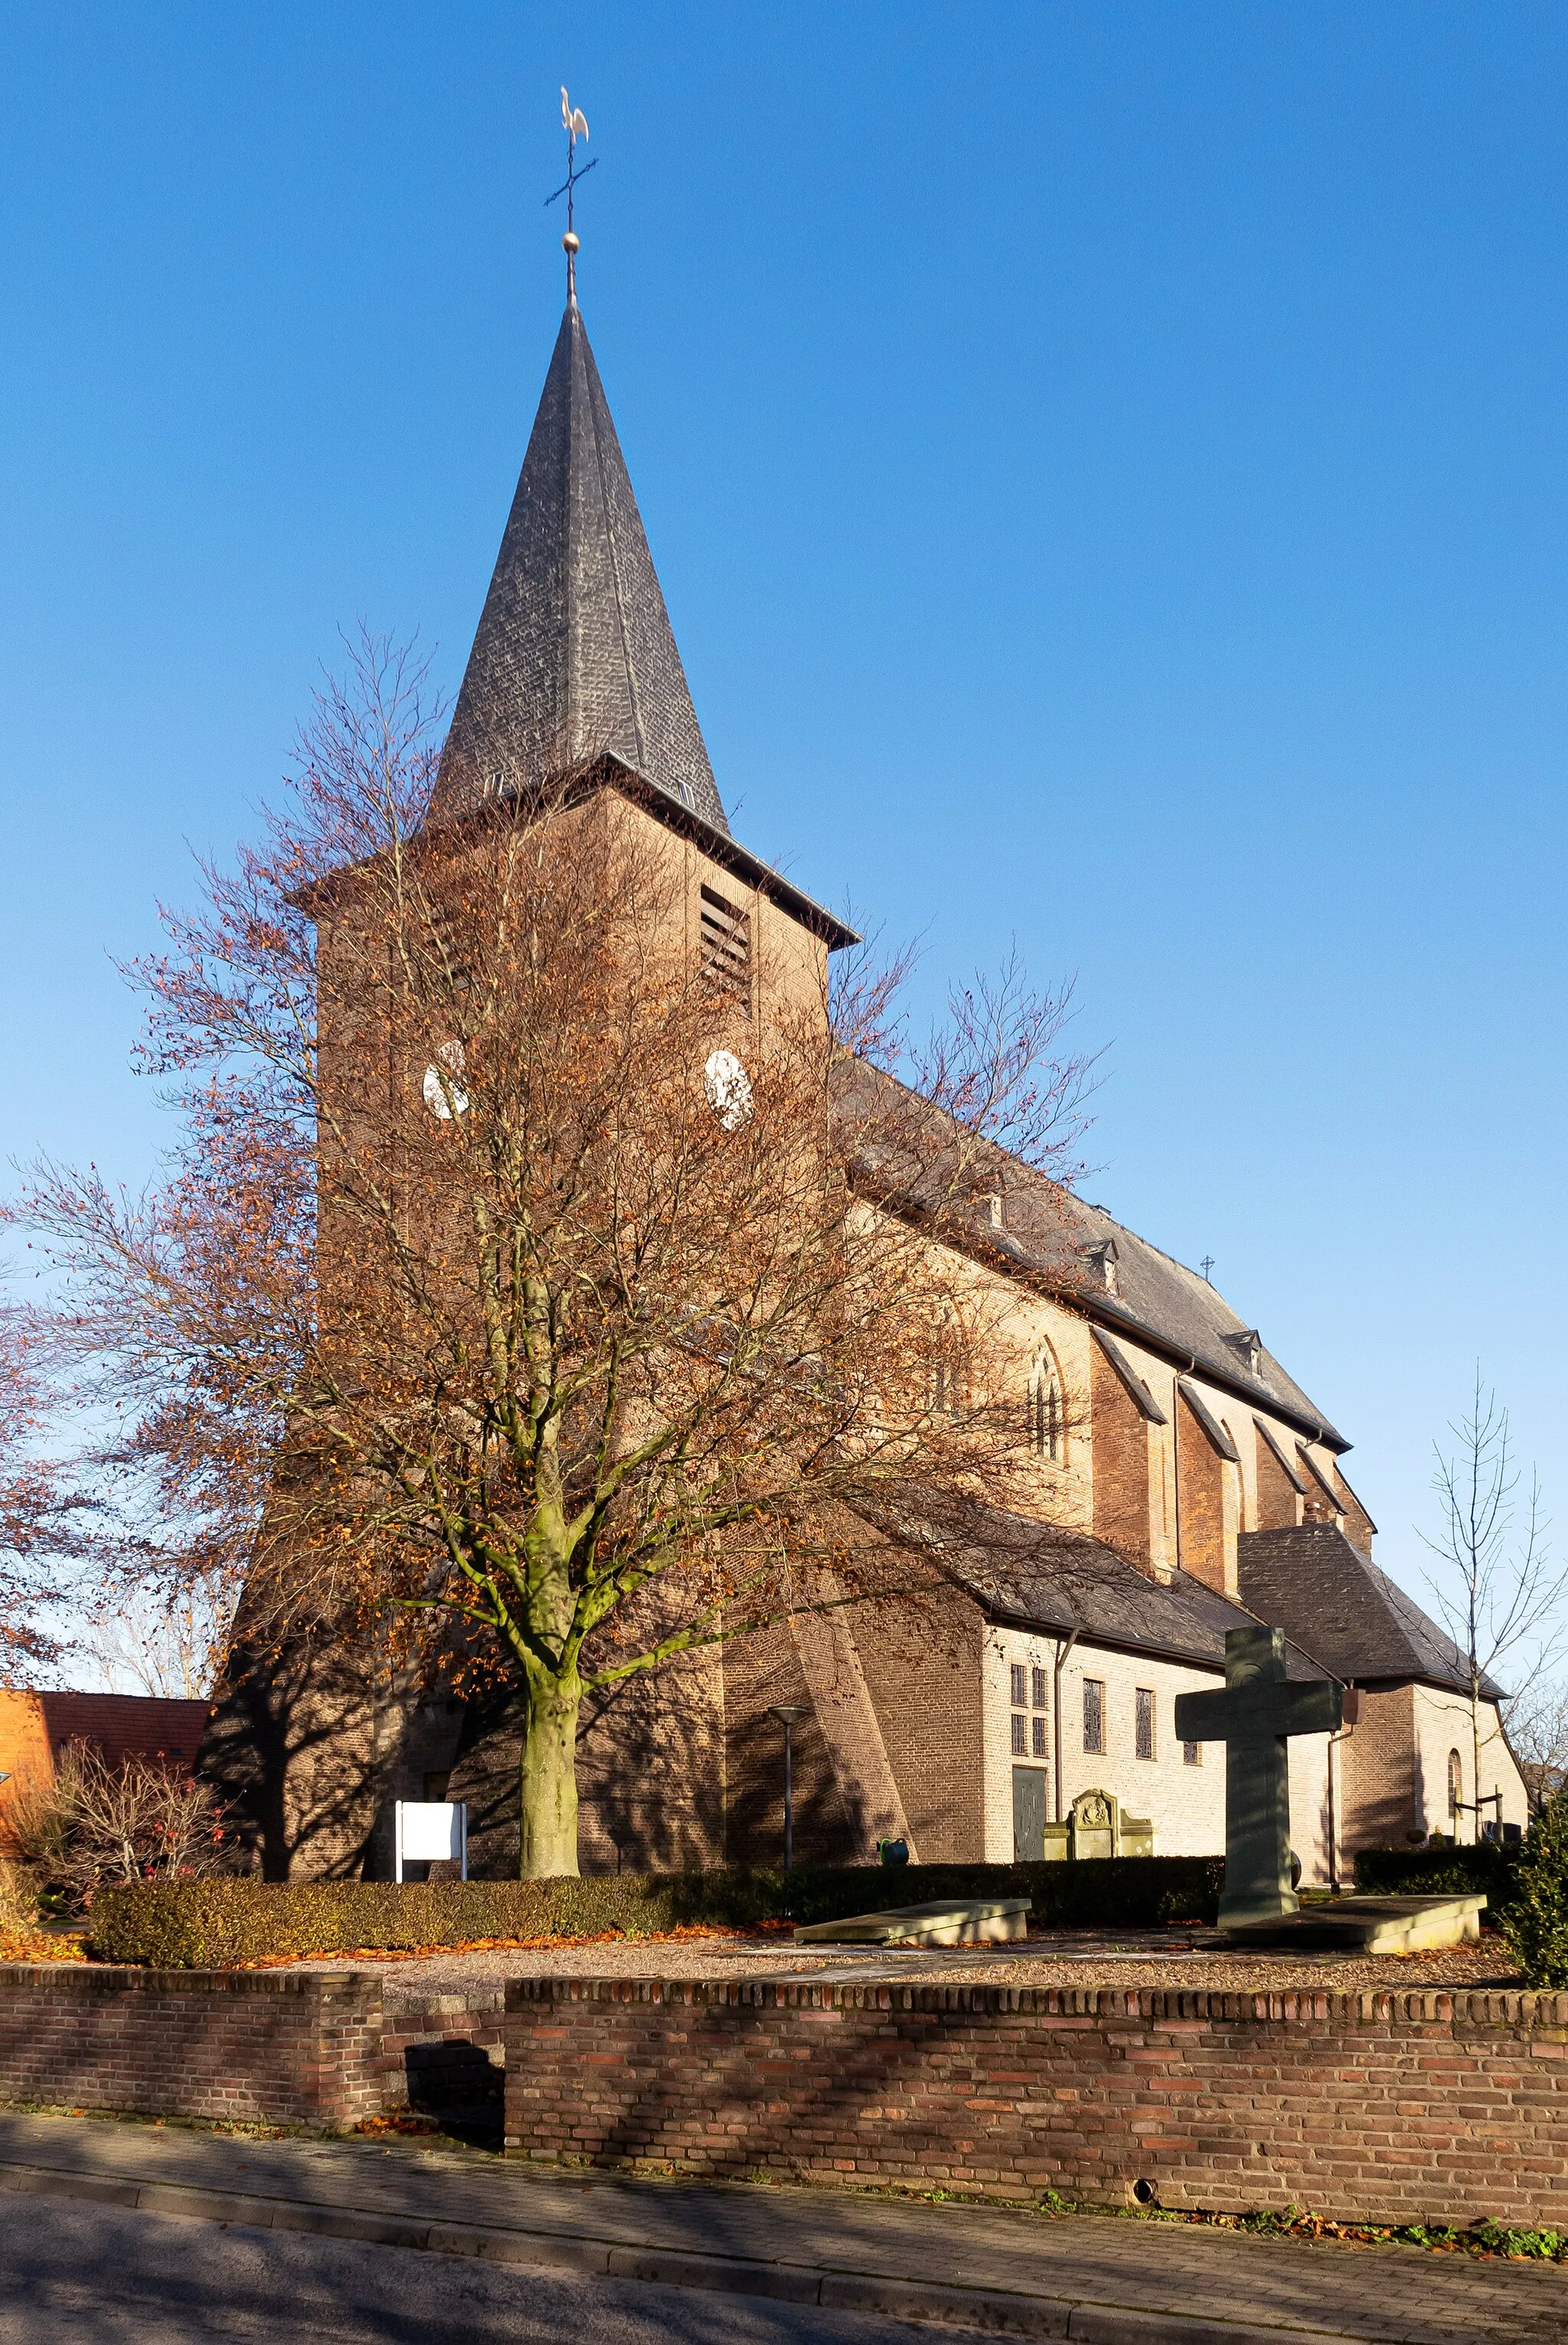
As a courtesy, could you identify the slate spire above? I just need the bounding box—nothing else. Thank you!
[435,302,728,834]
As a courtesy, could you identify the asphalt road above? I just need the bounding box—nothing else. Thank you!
[0,2196,943,2345]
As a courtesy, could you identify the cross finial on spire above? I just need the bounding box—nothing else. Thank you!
[546,87,596,304]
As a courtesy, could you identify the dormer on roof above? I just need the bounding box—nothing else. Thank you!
[1223,1328,1263,1378]
[1083,1236,1119,1296]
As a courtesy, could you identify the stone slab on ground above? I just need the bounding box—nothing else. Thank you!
[1223,1896,1487,1954]
[0,2111,1563,2345]
[794,1897,1030,1947]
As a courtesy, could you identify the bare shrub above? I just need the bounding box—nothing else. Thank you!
[10,1745,231,1910]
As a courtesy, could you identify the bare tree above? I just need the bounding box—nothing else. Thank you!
[9,635,1099,1877]
[0,1309,85,1682]
[1504,1678,1568,1818]
[1423,1370,1565,1840]
[79,1586,230,1700]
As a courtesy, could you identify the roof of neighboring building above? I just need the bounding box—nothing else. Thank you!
[434,301,729,835]
[1236,1525,1500,1699]
[879,1494,1331,1680]
[34,1693,211,1768]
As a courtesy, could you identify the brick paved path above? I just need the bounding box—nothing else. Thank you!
[0,2110,1564,2341]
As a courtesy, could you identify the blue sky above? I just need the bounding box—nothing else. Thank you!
[2,3,1565,1641]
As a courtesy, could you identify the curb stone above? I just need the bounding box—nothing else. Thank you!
[0,2156,1431,2342]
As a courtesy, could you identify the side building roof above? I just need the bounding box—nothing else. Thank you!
[1236,1525,1500,1699]
[36,1692,212,1766]
[884,1494,1331,1683]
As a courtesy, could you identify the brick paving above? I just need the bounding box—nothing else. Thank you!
[0,2109,1562,2341]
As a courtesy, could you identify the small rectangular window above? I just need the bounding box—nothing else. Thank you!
[1031,1714,1047,1758]
[700,883,751,1004]
[1010,1664,1027,1708]
[1082,1678,1105,1755]
[1135,1687,1155,1762]
[1183,1740,1202,1767]
[1010,1713,1027,1756]
[1031,1667,1047,1710]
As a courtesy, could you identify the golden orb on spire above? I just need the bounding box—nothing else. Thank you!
[563,230,580,255]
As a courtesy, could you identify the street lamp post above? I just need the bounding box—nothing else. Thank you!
[769,1706,810,1872]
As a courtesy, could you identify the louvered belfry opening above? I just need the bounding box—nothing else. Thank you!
[700,883,751,1007]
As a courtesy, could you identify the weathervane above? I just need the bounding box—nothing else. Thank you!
[546,87,596,302]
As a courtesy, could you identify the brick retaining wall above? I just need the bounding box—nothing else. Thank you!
[505,1976,1568,2229]
[10,1961,1566,2223]
[0,1969,502,2133]
[0,1965,387,2129]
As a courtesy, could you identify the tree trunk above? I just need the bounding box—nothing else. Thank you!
[519,1680,580,1878]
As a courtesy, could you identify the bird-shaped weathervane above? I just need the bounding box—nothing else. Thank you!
[546,87,596,301]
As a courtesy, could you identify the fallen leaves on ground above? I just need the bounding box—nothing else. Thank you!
[0,1929,87,1964]
[235,1922,763,1970]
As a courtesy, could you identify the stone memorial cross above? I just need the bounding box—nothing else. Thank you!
[1173,1625,1343,1929]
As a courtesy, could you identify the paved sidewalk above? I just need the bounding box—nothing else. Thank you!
[0,2111,1563,2343]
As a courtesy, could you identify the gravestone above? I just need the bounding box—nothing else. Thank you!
[1067,1787,1155,1860]
[1070,1788,1116,1860]
[1173,1625,1342,1929]
[1223,1892,1487,1952]
[795,1897,1029,1946]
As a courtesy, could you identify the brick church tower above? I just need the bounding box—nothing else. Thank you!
[202,289,854,1880]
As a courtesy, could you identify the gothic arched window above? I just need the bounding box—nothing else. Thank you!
[1448,1748,1463,1824]
[1028,1346,1065,1464]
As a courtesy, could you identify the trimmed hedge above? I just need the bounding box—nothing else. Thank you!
[87,1856,1225,1968]
[1351,1841,1522,1915]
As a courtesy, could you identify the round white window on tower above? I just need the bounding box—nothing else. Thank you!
[703,1049,753,1132]
[422,1040,469,1119]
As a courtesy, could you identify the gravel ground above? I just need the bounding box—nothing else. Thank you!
[277,1927,1527,2003]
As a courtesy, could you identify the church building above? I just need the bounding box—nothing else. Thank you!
[207,277,1528,1885]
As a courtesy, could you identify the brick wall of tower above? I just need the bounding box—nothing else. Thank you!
[853,1580,986,1864]
[717,1567,988,1870]
[720,1619,854,1870]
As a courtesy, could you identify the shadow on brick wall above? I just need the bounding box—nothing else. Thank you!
[404,2037,504,2148]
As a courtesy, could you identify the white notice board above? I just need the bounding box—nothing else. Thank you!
[394,1800,468,1880]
